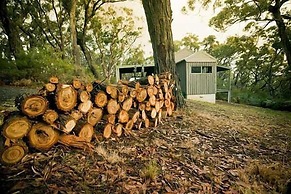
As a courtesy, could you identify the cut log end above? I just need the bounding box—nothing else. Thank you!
[78,123,94,142]
[113,124,123,137]
[87,108,103,126]
[43,109,58,124]
[73,79,82,89]
[21,95,48,117]
[107,99,120,115]
[103,124,112,139]
[56,86,77,112]
[78,100,93,114]
[1,145,27,165]
[45,83,56,92]
[49,76,59,84]
[2,116,31,140]
[94,91,108,108]
[28,123,59,151]
[118,110,129,123]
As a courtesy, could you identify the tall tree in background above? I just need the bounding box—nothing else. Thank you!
[142,0,185,107]
[0,0,23,60]
[184,0,291,72]
[92,6,143,82]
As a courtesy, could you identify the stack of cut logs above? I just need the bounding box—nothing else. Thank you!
[0,72,175,165]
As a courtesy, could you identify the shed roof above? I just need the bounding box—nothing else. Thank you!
[175,48,218,63]
[175,48,194,63]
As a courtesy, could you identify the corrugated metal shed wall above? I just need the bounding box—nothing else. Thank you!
[176,61,187,96]
[186,62,216,95]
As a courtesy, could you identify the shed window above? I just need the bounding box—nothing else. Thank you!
[191,66,213,74]
[202,66,212,73]
[191,66,201,73]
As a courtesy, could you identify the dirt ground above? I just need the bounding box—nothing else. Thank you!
[0,98,290,194]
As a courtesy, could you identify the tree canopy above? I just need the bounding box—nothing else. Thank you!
[0,0,145,83]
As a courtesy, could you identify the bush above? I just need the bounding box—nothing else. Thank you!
[231,87,291,111]
[0,46,97,85]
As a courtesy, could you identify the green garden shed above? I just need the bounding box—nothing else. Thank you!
[175,48,231,103]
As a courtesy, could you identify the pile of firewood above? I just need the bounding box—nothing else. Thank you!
[0,72,176,165]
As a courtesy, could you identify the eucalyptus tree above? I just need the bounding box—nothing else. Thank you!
[0,0,25,59]
[91,6,143,82]
[201,35,219,54]
[142,0,185,107]
[184,0,291,73]
[174,33,200,52]
[181,33,201,52]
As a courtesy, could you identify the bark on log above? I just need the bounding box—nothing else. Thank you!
[58,114,76,133]
[58,134,94,151]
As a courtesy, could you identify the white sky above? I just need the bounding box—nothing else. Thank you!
[115,0,245,56]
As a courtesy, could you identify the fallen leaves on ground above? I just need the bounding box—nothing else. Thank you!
[1,100,290,193]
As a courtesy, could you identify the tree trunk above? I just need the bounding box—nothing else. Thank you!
[269,1,291,72]
[70,0,81,69]
[142,0,185,108]
[0,0,23,59]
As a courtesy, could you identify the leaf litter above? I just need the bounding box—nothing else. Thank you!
[1,100,291,193]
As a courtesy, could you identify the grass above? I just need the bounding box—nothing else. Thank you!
[140,160,160,181]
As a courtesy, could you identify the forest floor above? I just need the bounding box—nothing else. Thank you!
[0,91,291,193]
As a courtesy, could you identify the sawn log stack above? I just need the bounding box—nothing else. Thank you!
[0,73,176,165]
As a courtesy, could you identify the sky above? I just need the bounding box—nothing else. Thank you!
[115,0,244,56]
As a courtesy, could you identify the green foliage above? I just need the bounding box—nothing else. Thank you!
[231,87,291,111]
[91,6,144,81]
[0,46,75,84]
[174,33,200,52]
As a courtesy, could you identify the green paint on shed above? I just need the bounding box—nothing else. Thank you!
[175,48,231,102]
